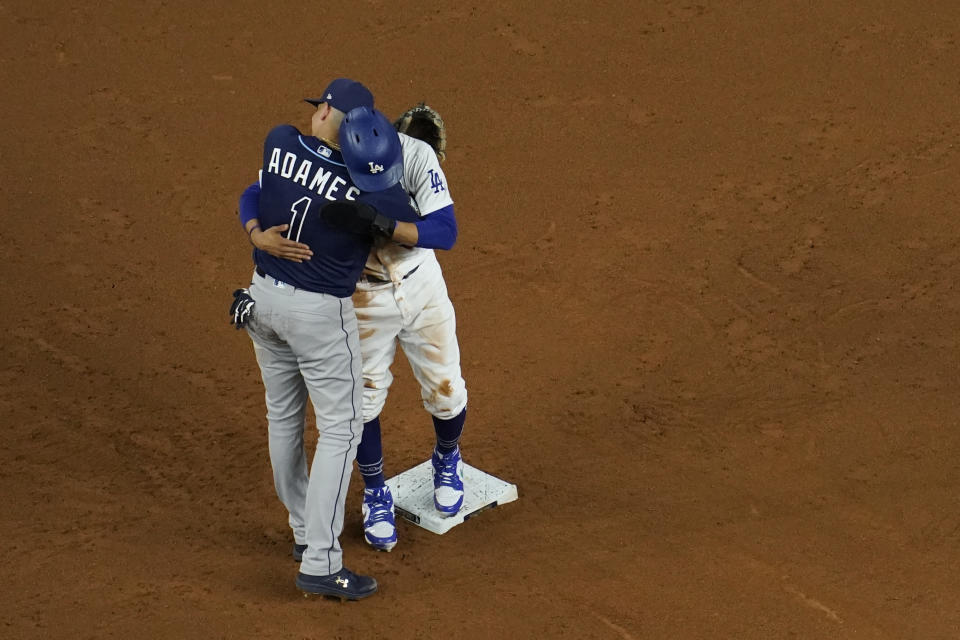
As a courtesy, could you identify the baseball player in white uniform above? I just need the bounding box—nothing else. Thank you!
[351,131,468,551]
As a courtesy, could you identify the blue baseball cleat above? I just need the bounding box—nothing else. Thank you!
[296,568,378,601]
[362,486,398,552]
[431,447,464,516]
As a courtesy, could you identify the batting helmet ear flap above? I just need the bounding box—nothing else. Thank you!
[339,107,404,192]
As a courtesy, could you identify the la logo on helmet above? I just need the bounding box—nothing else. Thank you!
[368,162,384,174]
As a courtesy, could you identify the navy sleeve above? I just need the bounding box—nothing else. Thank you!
[238,181,262,228]
[415,204,457,250]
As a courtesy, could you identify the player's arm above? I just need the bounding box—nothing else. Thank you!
[320,200,457,251]
[350,184,455,249]
[391,221,418,245]
[237,181,314,262]
[391,205,457,249]
[398,137,456,249]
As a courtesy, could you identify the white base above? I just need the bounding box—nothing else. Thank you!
[385,460,518,535]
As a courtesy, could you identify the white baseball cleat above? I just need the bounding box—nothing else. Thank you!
[362,486,398,551]
[431,447,465,516]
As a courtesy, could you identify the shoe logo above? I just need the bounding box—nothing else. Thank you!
[335,577,349,588]
[368,162,385,174]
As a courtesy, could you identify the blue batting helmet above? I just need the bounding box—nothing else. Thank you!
[340,106,403,192]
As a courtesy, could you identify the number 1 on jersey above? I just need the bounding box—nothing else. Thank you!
[288,196,312,242]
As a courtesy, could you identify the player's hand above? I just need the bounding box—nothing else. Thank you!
[251,224,314,262]
[229,288,255,329]
[321,201,397,238]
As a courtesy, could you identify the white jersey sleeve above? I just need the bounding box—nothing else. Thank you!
[399,133,454,216]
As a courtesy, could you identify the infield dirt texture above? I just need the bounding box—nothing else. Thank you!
[3,2,960,638]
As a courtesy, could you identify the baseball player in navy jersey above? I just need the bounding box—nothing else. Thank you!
[231,78,417,600]
[242,107,469,554]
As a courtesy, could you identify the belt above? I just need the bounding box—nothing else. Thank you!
[255,266,292,288]
[360,265,419,285]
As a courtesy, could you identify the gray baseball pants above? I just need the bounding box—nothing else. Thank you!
[245,269,363,577]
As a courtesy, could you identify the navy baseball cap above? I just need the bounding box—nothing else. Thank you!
[304,78,374,113]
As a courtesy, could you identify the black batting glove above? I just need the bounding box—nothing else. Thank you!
[230,288,255,330]
[321,201,397,238]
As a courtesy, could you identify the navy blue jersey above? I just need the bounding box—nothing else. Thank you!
[254,125,371,297]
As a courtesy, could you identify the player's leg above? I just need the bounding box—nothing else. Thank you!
[353,284,402,427]
[284,293,366,580]
[356,417,386,488]
[428,407,467,516]
[354,415,396,551]
[402,321,468,516]
[396,262,468,516]
[246,286,311,554]
[352,284,403,549]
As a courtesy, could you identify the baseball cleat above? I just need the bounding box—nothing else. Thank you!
[431,447,465,516]
[296,568,378,601]
[292,543,307,562]
[362,486,398,552]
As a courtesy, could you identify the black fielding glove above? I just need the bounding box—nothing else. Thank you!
[321,201,397,238]
[230,288,255,329]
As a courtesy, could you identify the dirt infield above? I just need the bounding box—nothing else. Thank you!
[3,1,960,638]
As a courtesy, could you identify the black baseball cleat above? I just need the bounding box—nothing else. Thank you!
[292,543,307,562]
[296,568,378,601]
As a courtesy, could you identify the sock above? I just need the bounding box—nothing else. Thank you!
[356,416,386,488]
[433,407,466,455]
